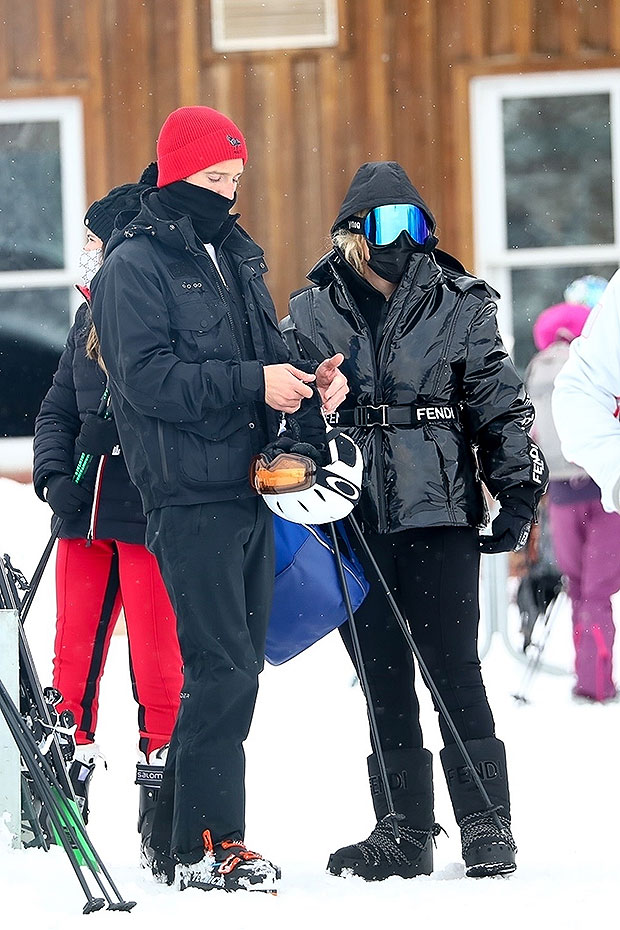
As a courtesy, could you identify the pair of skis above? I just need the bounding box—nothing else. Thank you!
[0,389,135,913]
[0,554,135,914]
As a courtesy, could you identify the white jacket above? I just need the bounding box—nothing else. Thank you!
[551,269,620,513]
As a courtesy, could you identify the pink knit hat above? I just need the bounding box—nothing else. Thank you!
[532,302,591,351]
[156,106,247,188]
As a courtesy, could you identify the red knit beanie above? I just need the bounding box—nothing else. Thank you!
[156,106,248,187]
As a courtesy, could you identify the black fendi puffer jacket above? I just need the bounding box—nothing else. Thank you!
[287,162,547,534]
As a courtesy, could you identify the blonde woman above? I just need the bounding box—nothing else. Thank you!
[287,161,548,881]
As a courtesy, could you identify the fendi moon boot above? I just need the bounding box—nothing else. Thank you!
[440,736,517,877]
[328,748,439,880]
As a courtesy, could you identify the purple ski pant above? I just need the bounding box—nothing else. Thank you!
[549,498,620,701]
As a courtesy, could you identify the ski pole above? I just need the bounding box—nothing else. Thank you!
[20,388,111,623]
[0,678,136,913]
[512,588,567,704]
[346,513,504,831]
[0,557,78,803]
[0,679,105,913]
[327,522,402,843]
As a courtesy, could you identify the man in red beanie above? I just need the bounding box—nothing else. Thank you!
[90,106,347,894]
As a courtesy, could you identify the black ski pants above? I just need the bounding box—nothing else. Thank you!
[146,497,274,864]
[342,525,495,752]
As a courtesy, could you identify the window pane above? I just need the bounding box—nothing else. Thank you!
[0,288,70,437]
[0,121,64,271]
[510,263,617,372]
[503,94,613,249]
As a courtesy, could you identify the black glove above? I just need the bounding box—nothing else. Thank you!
[282,393,329,463]
[479,497,533,555]
[45,475,93,520]
[75,414,118,456]
[261,435,326,467]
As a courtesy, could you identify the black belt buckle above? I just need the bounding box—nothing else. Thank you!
[355,404,389,427]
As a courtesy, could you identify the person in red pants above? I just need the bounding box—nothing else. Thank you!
[33,166,183,860]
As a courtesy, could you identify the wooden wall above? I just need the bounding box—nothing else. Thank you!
[1,0,619,316]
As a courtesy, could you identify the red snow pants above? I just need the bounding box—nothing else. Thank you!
[53,537,183,759]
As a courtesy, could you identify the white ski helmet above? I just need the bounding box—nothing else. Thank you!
[251,428,363,524]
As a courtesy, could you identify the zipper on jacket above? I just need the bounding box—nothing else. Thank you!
[157,421,170,487]
[205,254,243,362]
[425,295,463,525]
[86,456,106,544]
[328,259,389,531]
[428,293,463,400]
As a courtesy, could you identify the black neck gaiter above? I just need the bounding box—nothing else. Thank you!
[152,180,237,243]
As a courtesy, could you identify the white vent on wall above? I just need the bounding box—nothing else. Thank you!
[211,0,339,52]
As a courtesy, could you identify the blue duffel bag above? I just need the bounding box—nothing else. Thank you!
[265,515,369,666]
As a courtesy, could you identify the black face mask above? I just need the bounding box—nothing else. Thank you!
[153,181,236,243]
[366,231,420,283]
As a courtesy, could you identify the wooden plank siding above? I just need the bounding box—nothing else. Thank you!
[0,0,618,317]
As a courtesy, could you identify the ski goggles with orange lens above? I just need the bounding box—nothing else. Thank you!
[249,452,317,495]
[363,204,430,246]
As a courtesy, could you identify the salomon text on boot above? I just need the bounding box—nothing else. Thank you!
[136,744,173,883]
[176,829,281,894]
[441,736,517,877]
[328,748,439,881]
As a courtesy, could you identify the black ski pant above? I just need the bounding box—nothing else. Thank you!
[146,497,274,864]
[342,525,495,752]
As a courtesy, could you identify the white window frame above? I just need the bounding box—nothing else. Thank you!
[0,97,85,468]
[470,69,620,351]
[0,96,85,295]
[211,0,339,52]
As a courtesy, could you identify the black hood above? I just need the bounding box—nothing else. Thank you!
[331,161,436,236]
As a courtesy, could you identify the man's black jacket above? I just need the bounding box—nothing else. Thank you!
[90,198,291,513]
[33,302,146,542]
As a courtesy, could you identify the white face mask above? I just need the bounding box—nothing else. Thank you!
[79,248,104,287]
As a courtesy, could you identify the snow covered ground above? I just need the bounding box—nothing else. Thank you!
[0,476,618,930]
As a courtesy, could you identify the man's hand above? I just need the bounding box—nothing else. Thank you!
[263,364,316,413]
[315,353,348,414]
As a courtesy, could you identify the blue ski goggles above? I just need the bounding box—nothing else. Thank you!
[363,204,431,246]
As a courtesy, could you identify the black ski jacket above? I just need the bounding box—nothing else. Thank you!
[33,300,146,542]
[287,162,547,534]
[90,198,290,513]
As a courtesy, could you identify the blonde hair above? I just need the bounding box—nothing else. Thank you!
[332,229,366,275]
[331,210,370,274]
[84,312,107,373]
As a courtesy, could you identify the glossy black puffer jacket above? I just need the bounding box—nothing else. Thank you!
[288,210,545,534]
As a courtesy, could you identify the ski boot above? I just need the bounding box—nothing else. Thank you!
[176,829,280,894]
[441,736,517,877]
[327,748,439,881]
[136,743,170,880]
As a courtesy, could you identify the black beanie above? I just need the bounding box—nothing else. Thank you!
[83,162,158,244]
